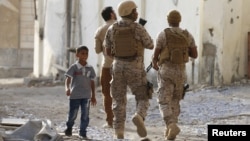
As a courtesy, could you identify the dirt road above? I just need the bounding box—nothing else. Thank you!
[0,79,250,141]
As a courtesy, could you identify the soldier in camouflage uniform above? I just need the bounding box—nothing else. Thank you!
[151,10,198,140]
[104,0,154,139]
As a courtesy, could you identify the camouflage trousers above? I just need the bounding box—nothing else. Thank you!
[157,63,185,126]
[111,58,150,131]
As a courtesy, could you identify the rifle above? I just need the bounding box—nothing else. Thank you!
[139,18,147,26]
[146,62,152,73]
[146,62,189,99]
[145,62,153,99]
[139,18,153,99]
[182,83,189,99]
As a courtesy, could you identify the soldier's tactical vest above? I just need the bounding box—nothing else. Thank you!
[158,28,189,65]
[112,23,140,57]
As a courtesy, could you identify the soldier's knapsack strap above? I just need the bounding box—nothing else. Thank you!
[165,28,190,44]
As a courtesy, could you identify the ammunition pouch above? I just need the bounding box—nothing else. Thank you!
[158,47,169,65]
[182,83,189,99]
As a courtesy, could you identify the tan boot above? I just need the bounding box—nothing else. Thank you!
[132,113,147,137]
[102,122,112,128]
[164,127,169,139]
[115,130,124,139]
[167,123,180,140]
[140,137,151,141]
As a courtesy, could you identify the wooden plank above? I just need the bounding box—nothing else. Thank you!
[0,118,28,126]
[0,125,18,130]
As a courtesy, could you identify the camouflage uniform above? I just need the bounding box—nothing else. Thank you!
[104,18,154,134]
[155,27,196,126]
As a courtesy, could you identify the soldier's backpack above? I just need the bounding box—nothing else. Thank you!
[112,22,137,57]
[158,28,190,65]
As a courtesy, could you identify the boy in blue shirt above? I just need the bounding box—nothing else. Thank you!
[64,45,97,139]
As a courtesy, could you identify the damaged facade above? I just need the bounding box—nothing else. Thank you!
[0,0,250,87]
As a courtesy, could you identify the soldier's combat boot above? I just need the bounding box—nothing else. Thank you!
[140,137,151,141]
[115,129,124,139]
[164,127,169,140]
[132,113,147,137]
[167,123,180,140]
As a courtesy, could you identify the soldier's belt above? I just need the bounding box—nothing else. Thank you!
[115,56,136,61]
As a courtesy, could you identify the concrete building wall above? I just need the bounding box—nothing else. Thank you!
[0,0,19,65]
[42,0,67,77]
[201,0,250,86]
[19,0,34,68]
[0,0,34,78]
[1,0,249,86]
[35,0,250,86]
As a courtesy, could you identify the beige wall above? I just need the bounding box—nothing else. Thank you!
[201,0,250,85]
[1,0,249,86]
[0,0,34,78]
[0,0,19,49]
[20,0,35,49]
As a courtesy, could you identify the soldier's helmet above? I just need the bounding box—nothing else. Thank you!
[118,0,137,17]
[167,10,181,24]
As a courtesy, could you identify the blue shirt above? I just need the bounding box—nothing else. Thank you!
[65,61,96,99]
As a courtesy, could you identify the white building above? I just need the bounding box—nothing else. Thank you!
[1,0,250,87]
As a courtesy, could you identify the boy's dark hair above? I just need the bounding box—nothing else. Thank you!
[76,45,88,54]
[101,6,113,21]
